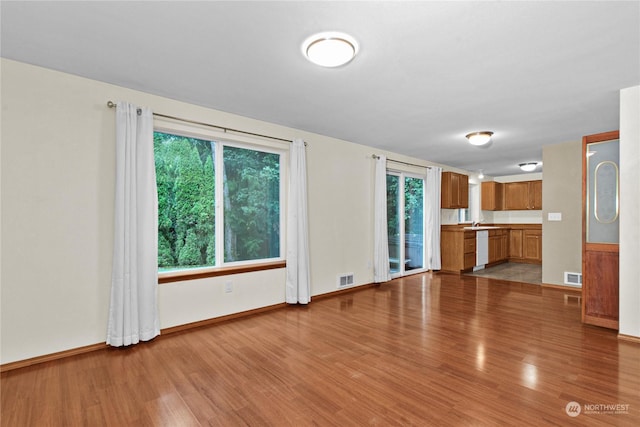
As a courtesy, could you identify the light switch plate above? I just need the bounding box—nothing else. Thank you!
[548,212,562,221]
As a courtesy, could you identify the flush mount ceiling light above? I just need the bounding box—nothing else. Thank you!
[519,162,539,172]
[465,131,494,146]
[302,32,358,67]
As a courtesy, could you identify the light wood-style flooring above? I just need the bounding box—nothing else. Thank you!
[2,273,639,426]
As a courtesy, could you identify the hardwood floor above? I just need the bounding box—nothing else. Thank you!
[2,273,639,426]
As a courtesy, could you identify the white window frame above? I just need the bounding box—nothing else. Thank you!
[154,119,287,276]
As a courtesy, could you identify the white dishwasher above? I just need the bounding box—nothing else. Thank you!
[475,230,489,270]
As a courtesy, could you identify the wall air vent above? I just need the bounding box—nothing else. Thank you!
[564,272,582,287]
[337,273,354,288]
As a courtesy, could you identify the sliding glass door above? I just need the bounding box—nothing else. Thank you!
[387,172,425,276]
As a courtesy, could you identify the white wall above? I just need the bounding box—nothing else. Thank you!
[619,85,640,338]
[0,59,451,364]
[541,141,582,286]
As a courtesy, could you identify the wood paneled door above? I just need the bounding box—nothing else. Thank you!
[582,130,619,330]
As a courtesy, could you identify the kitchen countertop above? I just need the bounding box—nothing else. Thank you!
[441,224,542,232]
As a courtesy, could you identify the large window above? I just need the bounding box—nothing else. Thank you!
[154,131,283,273]
[458,183,477,223]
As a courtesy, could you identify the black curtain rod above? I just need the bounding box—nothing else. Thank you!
[372,154,432,169]
[107,101,297,144]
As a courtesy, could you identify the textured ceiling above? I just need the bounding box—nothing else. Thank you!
[2,1,639,176]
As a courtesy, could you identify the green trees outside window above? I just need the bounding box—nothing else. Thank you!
[154,131,281,272]
[223,146,280,262]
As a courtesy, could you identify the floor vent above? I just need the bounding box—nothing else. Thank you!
[337,273,354,288]
[564,272,582,286]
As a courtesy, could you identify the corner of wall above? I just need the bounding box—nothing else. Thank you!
[619,85,640,337]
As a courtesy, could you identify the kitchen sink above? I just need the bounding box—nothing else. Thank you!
[463,226,502,230]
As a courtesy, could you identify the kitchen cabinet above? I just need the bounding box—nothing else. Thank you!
[504,182,529,209]
[441,226,510,272]
[488,229,508,264]
[503,224,542,264]
[440,228,476,273]
[441,172,469,209]
[523,230,542,261]
[529,180,542,209]
[441,224,541,273]
[509,229,523,258]
[504,181,542,210]
[481,181,504,211]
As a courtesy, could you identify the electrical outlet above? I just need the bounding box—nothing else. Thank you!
[224,281,233,293]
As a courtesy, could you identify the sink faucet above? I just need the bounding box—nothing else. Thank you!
[472,221,480,227]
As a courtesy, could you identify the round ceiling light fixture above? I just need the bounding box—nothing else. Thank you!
[302,32,358,67]
[465,131,494,146]
[519,162,539,172]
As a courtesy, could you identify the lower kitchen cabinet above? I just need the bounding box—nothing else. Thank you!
[488,229,508,264]
[524,230,542,261]
[441,228,476,273]
[504,225,542,264]
[509,229,523,258]
[440,224,541,274]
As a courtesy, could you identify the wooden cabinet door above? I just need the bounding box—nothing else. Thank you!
[523,230,542,261]
[504,182,529,210]
[441,172,455,208]
[481,182,504,210]
[500,233,508,260]
[481,182,494,210]
[440,230,460,272]
[441,172,469,208]
[509,229,523,258]
[503,180,542,210]
[488,235,498,263]
[529,180,542,209]
[450,173,461,207]
[458,174,469,208]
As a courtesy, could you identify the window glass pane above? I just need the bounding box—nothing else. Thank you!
[404,177,424,271]
[154,132,216,271]
[586,139,620,243]
[387,174,400,274]
[223,146,280,262]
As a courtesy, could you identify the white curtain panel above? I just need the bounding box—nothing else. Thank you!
[425,166,442,270]
[373,155,391,283]
[107,102,160,346]
[285,139,311,304]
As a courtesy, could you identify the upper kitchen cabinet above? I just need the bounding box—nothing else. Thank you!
[481,181,504,210]
[529,180,542,209]
[503,180,542,210]
[441,172,469,209]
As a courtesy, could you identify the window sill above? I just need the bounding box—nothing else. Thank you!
[158,260,286,284]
